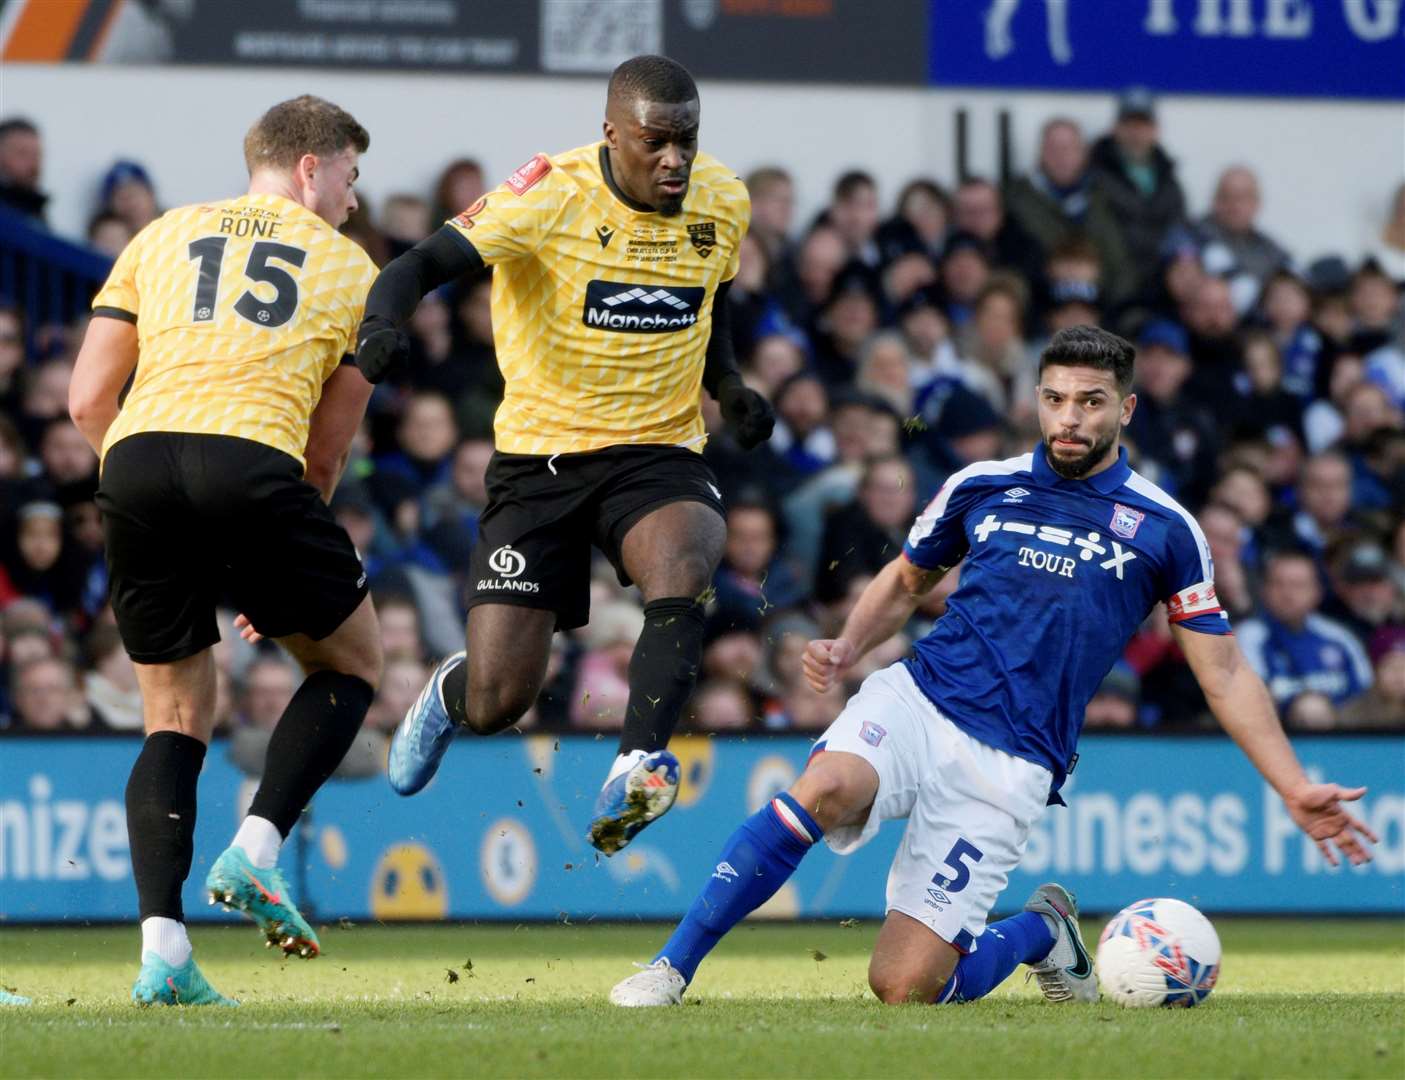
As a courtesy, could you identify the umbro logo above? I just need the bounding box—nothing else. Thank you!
[1003,487,1030,503]
[583,279,704,334]
[595,224,615,248]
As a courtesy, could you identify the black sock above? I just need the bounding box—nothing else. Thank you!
[619,597,706,755]
[126,731,207,922]
[248,671,373,837]
[442,656,467,726]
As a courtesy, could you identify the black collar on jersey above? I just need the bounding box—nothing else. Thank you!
[1032,443,1132,493]
[597,144,658,214]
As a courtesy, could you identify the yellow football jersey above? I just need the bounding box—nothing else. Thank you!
[446,142,750,456]
[92,193,377,466]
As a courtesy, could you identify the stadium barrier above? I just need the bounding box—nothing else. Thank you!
[0,205,111,348]
[1,734,1401,923]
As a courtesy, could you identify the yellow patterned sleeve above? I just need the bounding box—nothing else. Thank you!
[336,248,379,358]
[443,153,562,265]
[721,184,750,282]
[91,224,148,320]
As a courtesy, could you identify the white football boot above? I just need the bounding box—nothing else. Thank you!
[1024,882,1099,1003]
[609,958,687,1007]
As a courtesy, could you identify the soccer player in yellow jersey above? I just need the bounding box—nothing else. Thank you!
[67,97,383,1006]
[356,56,774,853]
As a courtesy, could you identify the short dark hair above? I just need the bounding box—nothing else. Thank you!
[746,166,792,197]
[0,117,38,141]
[1038,325,1135,394]
[1047,235,1100,266]
[833,170,876,202]
[607,55,698,107]
[1264,546,1317,575]
[897,177,950,214]
[243,95,369,176]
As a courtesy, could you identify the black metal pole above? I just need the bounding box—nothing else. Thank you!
[955,107,969,184]
[998,108,1012,186]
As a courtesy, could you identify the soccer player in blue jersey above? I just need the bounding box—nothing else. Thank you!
[611,326,1378,1008]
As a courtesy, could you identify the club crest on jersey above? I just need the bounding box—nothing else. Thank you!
[687,221,716,257]
[1110,503,1145,539]
[453,196,487,230]
[860,720,887,747]
[504,154,551,195]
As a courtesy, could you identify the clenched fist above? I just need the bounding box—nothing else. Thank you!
[802,638,855,694]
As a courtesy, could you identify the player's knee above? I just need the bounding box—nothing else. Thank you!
[789,758,874,833]
[868,965,938,1006]
[463,680,535,735]
[315,640,383,692]
[676,546,720,596]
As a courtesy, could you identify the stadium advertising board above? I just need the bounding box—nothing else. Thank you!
[2,734,1401,922]
[928,0,1405,100]
[0,0,928,84]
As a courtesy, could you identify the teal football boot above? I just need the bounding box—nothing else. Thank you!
[206,845,320,958]
[131,953,237,1007]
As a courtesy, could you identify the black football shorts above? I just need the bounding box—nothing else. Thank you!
[97,432,368,664]
[466,443,726,630]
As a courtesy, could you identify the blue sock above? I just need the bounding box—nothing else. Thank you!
[657,792,821,983]
[936,911,1055,1004]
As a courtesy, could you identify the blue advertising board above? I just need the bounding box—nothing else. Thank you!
[1,734,1401,923]
[929,0,1405,100]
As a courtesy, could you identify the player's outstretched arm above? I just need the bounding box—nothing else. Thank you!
[1174,624,1378,866]
[356,226,484,383]
[69,315,140,454]
[803,555,945,692]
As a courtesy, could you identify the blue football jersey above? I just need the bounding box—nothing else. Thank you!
[1236,612,1373,707]
[901,445,1231,791]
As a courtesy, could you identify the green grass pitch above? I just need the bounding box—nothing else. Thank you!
[2,919,1401,1078]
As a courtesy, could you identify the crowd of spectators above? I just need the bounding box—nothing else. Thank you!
[2,88,1402,741]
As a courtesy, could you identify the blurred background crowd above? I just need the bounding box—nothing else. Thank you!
[2,87,1402,740]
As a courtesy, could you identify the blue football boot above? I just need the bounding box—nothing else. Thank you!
[586,749,681,855]
[388,651,465,796]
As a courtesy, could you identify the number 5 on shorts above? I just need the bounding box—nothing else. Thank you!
[932,838,984,893]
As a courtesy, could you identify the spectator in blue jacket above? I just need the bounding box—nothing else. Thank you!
[1238,549,1374,710]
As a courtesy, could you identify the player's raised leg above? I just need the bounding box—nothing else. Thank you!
[588,499,725,854]
[126,649,235,1007]
[208,595,382,958]
[388,603,555,794]
[610,749,872,1004]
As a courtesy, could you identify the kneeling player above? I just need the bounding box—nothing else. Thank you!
[611,326,1376,1006]
[70,97,382,1006]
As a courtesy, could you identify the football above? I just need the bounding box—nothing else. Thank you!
[1097,898,1222,1007]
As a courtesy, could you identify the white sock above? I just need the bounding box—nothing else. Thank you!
[141,916,191,967]
[605,749,648,786]
[232,815,283,870]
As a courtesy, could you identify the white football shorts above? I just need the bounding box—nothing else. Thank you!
[814,663,1052,952]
